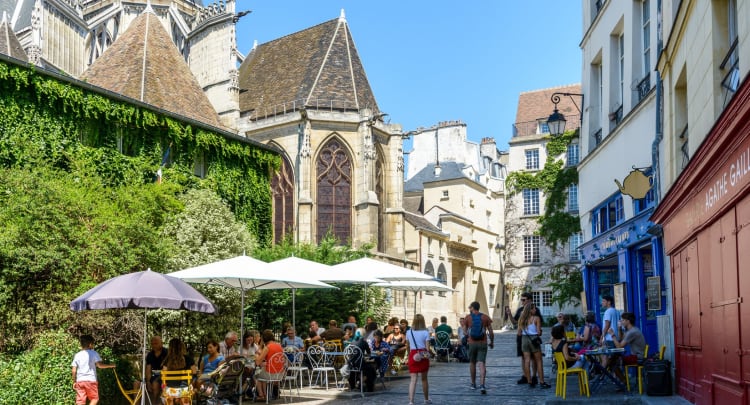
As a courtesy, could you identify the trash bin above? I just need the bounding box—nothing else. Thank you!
[645,359,672,396]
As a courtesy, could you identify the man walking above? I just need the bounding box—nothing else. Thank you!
[465,301,494,395]
[514,292,537,385]
[600,295,620,368]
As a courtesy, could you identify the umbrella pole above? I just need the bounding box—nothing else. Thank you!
[240,289,245,340]
[364,283,368,313]
[292,288,296,330]
[141,309,147,405]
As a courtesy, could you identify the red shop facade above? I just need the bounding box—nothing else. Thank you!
[652,77,750,404]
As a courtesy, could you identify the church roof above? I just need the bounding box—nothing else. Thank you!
[0,12,27,62]
[80,10,223,129]
[238,13,379,120]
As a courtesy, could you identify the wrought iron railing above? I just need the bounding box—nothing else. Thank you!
[636,74,651,103]
[720,38,740,107]
[590,128,602,153]
[609,104,623,131]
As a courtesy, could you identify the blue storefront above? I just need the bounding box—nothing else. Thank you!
[579,208,667,351]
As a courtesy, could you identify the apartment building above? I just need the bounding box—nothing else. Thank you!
[651,1,750,403]
[578,0,668,355]
[506,85,583,320]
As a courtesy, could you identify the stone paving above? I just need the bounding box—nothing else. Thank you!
[269,329,692,405]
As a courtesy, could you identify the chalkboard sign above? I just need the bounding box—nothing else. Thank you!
[647,276,661,311]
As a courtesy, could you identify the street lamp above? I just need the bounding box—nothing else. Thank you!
[547,92,584,136]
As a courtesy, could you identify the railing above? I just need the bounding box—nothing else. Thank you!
[679,125,689,170]
[609,104,623,131]
[512,114,580,137]
[590,128,602,153]
[635,74,651,104]
[720,38,740,107]
[243,98,368,121]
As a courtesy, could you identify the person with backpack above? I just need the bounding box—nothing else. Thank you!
[464,301,494,395]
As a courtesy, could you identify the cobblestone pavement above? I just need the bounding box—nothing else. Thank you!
[272,329,692,405]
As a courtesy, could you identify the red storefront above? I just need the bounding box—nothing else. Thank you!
[652,77,750,404]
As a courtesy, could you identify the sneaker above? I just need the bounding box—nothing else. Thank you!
[516,376,528,385]
[531,375,539,385]
[539,382,552,389]
[480,384,487,395]
[390,369,397,375]
[470,383,477,390]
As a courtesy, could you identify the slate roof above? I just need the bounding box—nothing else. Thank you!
[238,15,379,119]
[514,84,581,136]
[0,12,27,61]
[80,10,223,129]
[404,162,473,193]
[404,211,445,235]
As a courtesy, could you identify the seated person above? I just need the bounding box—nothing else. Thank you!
[219,331,239,359]
[342,325,355,347]
[550,325,586,370]
[609,312,646,365]
[369,330,392,378]
[341,315,358,332]
[281,326,304,352]
[434,316,453,359]
[320,319,345,343]
[254,330,284,401]
[162,338,197,405]
[574,312,601,351]
[386,324,407,358]
[145,336,167,400]
[308,320,326,345]
[196,340,224,388]
[347,328,376,392]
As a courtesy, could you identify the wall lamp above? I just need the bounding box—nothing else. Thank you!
[547,92,584,136]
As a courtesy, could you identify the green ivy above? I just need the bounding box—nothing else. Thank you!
[506,129,581,249]
[0,58,279,244]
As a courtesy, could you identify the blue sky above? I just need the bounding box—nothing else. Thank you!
[235,1,582,150]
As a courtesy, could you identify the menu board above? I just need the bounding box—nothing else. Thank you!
[647,276,661,311]
[614,282,627,311]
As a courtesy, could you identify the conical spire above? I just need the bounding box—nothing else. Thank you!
[0,12,29,62]
[81,12,223,128]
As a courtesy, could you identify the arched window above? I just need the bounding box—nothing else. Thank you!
[316,138,352,244]
[437,263,448,297]
[424,261,435,295]
[271,155,295,244]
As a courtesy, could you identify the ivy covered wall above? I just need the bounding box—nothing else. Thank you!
[0,57,279,243]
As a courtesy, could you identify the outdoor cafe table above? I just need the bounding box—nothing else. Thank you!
[582,347,629,394]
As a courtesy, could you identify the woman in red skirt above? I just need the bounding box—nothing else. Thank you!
[406,314,432,405]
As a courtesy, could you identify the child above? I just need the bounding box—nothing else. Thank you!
[71,334,115,405]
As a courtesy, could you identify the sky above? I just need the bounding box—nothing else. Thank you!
[234,1,583,151]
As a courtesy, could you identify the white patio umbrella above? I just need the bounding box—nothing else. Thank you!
[373,279,456,318]
[167,255,334,339]
[333,258,432,312]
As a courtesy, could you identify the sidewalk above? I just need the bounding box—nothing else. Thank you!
[279,329,692,404]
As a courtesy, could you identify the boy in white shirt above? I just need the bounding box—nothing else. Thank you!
[71,335,115,405]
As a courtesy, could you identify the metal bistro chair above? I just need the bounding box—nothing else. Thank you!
[625,344,649,394]
[255,351,289,404]
[307,344,338,390]
[343,344,365,397]
[284,351,308,397]
[434,331,453,362]
[553,351,590,400]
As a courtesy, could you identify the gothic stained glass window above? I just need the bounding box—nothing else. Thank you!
[316,138,352,244]
[271,155,295,244]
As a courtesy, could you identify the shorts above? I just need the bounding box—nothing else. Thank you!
[516,334,522,357]
[74,381,99,404]
[468,342,488,363]
[255,369,285,381]
[521,335,541,354]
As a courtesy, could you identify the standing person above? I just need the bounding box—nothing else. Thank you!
[144,336,167,400]
[514,292,537,385]
[219,331,239,358]
[465,301,494,394]
[406,314,432,405]
[600,295,620,368]
[519,303,551,389]
[71,334,115,405]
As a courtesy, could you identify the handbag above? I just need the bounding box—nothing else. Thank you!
[410,330,427,362]
[532,336,542,347]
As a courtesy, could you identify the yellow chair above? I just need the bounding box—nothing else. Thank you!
[553,351,590,399]
[112,369,142,405]
[659,345,666,360]
[160,369,194,405]
[625,344,649,394]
